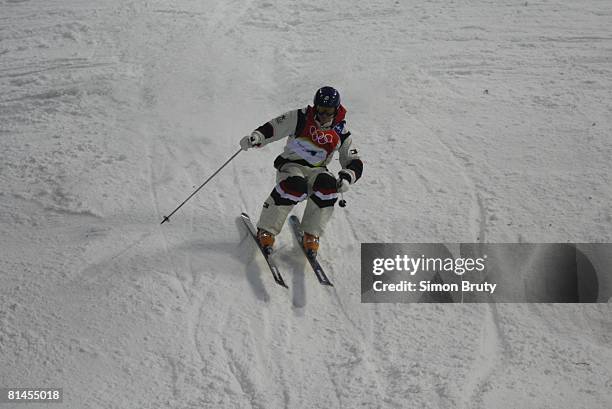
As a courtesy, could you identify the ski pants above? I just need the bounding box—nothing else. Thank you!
[257,163,338,237]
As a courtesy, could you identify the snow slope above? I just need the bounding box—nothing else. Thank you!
[1,0,611,408]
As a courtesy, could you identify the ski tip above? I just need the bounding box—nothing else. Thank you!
[160,216,170,224]
[274,274,289,288]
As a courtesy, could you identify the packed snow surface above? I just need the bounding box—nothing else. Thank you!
[1,0,611,408]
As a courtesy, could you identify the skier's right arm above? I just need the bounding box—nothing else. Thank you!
[240,110,299,151]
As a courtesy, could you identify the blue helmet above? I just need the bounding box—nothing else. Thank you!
[313,86,341,108]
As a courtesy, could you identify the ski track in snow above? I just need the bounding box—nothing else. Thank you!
[422,118,486,242]
[459,304,505,409]
[2,0,612,408]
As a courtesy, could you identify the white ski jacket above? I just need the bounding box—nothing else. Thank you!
[253,105,363,184]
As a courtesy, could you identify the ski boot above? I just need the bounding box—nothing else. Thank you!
[303,232,319,259]
[256,228,275,255]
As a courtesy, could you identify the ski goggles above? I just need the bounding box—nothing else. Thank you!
[315,106,336,117]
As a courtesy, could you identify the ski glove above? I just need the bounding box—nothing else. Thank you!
[240,131,265,151]
[337,170,352,193]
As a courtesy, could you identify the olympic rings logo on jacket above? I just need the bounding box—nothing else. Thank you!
[309,125,335,145]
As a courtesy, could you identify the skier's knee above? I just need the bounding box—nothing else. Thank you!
[270,176,308,206]
[311,173,338,208]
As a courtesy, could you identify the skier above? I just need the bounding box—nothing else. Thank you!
[240,86,363,257]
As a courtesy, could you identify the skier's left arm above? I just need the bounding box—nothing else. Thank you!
[336,123,363,192]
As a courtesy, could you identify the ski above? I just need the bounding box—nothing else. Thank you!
[288,215,333,286]
[241,212,288,288]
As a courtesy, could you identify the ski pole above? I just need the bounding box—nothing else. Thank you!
[336,177,347,208]
[160,148,242,224]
